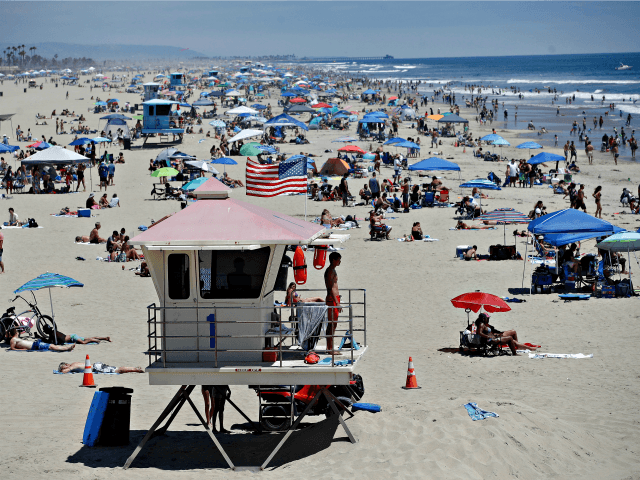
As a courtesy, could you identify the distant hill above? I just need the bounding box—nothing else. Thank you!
[23,42,207,62]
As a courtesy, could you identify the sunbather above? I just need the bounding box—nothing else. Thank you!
[57,361,143,374]
[284,282,324,306]
[43,325,111,344]
[7,329,75,351]
[456,221,494,230]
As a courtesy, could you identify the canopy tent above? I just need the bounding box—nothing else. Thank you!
[263,113,308,131]
[0,113,16,138]
[103,118,131,140]
[184,160,218,174]
[228,129,264,144]
[408,157,460,175]
[383,137,405,145]
[523,209,621,289]
[284,104,316,114]
[543,225,625,247]
[318,158,350,177]
[527,151,565,166]
[437,114,468,123]
[100,114,132,121]
[20,146,89,166]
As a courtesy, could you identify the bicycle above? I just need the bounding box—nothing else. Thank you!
[0,292,57,344]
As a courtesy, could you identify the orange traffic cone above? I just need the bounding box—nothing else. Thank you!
[402,357,421,389]
[80,354,96,388]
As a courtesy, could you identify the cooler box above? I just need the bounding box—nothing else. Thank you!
[601,285,616,298]
[456,245,470,259]
[78,209,91,218]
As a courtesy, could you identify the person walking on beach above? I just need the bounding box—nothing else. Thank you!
[563,141,570,163]
[612,143,619,165]
[0,230,4,274]
[369,172,380,199]
[586,141,594,164]
[630,135,637,159]
[575,184,587,213]
[554,135,558,147]
[593,186,603,219]
[570,141,577,163]
[324,252,342,355]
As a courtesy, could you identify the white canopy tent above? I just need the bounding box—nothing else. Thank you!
[227,129,264,143]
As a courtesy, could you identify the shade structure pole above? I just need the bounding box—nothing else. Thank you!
[521,241,529,289]
[48,288,58,345]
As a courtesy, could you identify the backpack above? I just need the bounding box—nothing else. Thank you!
[28,218,38,228]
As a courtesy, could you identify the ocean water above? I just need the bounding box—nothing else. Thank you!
[313,52,640,154]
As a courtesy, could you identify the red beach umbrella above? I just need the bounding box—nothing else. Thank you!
[311,102,332,108]
[389,96,398,100]
[338,145,366,154]
[450,292,511,313]
[26,141,43,148]
[289,98,307,103]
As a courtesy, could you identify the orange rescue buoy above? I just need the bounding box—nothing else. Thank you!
[313,245,328,270]
[293,246,307,284]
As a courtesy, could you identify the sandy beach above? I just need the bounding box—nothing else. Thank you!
[1,70,639,480]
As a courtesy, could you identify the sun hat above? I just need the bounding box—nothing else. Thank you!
[89,192,95,197]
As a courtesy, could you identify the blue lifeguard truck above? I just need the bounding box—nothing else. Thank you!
[169,72,185,90]
[141,99,184,146]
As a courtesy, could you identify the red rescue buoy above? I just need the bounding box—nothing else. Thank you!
[313,245,328,270]
[293,246,307,285]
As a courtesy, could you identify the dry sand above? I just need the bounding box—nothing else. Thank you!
[0,75,639,479]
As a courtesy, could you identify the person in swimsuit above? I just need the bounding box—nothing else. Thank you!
[324,252,342,355]
[201,385,231,432]
[89,222,107,244]
[411,222,424,240]
[456,221,494,230]
[57,361,143,374]
[43,325,111,345]
[7,328,75,351]
[285,282,324,306]
[474,313,538,356]
[593,186,602,219]
[76,163,86,192]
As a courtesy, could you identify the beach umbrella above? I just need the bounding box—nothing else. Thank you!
[492,138,510,146]
[289,98,307,103]
[94,101,107,106]
[228,129,263,143]
[285,104,316,114]
[185,160,218,174]
[239,143,265,156]
[106,99,119,104]
[596,232,639,287]
[14,272,84,344]
[251,104,267,110]
[210,156,237,173]
[527,151,565,167]
[181,176,209,191]
[68,138,92,146]
[332,136,358,143]
[480,133,504,142]
[477,207,530,244]
[209,119,226,128]
[151,167,179,178]
[311,102,332,108]
[26,140,44,148]
[338,145,366,154]
[451,292,511,313]
[451,292,511,326]
[383,137,406,145]
[0,144,20,153]
[459,179,501,190]
[255,144,277,154]
[91,137,111,143]
[516,141,542,150]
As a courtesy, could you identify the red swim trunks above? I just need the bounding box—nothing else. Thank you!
[326,295,341,321]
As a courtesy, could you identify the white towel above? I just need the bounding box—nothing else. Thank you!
[529,353,593,359]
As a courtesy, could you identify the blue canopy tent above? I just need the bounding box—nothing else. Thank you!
[362,89,378,95]
[264,113,308,131]
[409,157,460,180]
[527,151,566,169]
[383,137,406,145]
[523,209,620,289]
[437,114,468,124]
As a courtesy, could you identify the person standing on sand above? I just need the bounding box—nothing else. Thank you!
[612,143,619,165]
[0,230,4,273]
[586,141,594,164]
[575,184,587,213]
[630,135,637,159]
[324,252,342,355]
[593,186,603,219]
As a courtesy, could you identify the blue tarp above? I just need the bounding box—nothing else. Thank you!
[528,209,618,235]
[408,157,460,172]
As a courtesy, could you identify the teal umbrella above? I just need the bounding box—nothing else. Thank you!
[181,177,208,191]
[14,273,84,344]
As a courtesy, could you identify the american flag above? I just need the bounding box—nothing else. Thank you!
[246,158,307,197]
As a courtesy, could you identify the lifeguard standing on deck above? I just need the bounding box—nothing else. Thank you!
[324,252,342,355]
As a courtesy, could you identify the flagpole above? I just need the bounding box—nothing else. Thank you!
[305,178,308,221]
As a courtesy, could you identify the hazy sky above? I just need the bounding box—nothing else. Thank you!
[4,2,640,58]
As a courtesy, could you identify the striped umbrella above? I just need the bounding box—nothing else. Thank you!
[14,273,84,343]
[477,208,530,244]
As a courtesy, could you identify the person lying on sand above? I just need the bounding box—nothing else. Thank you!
[42,325,111,345]
[7,328,75,352]
[75,235,90,243]
[474,313,538,356]
[456,221,494,230]
[57,361,143,374]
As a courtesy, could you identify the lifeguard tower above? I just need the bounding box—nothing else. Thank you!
[169,71,185,89]
[140,99,184,146]
[125,177,367,471]
[142,82,161,101]
[208,69,219,78]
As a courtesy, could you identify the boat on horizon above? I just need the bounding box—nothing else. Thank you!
[615,62,632,70]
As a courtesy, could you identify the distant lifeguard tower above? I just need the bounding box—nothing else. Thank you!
[169,71,185,89]
[124,177,366,471]
[208,69,219,77]
[142,82,161,101]
[140,99,184,146]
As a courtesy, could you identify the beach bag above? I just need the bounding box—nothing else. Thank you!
[28,218,38,228]
[116,252,126,263]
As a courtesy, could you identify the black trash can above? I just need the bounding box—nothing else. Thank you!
[98,387,133,446]
[123,138,131,150]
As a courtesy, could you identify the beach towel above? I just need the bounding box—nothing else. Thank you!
[449,227,497,230]
[52,214,79,218]
[529,353,593,359]
[463,402,499,421]
[1,225,43,229]
[53,369,119,374]
[318,357,352,366]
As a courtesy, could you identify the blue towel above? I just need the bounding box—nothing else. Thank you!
[464,402,499,421]
[53,370,119,375]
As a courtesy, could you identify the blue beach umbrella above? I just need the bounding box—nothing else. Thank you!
[0,144,20,153]
[209,119,226,128]
[383,137,406,145]
[210,156,238,173]
[516,141,542,150]
[492,138,510,146]
[92,137,111,143]
[35,141,53,150]
[480,134,504,142]
[14,272,84,343]
[181,177,209,191]
[459,178,502,190]
[69,138,92,146]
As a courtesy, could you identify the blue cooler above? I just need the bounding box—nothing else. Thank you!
[602,285,616,298]
[456,245,470,259]
[78,209,91,218]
